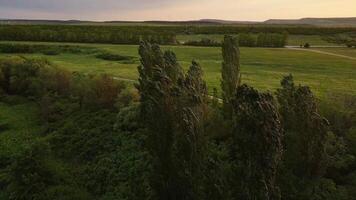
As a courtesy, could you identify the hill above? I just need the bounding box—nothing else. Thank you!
[265,17,356,27]
[1,17,356,27]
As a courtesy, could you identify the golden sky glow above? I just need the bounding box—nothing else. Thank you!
[0,0,355,21]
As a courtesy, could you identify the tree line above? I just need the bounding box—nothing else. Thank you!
[0,36,355,199]
[185,33,288,47]
[0,25,177,45]
[1,24,355,45]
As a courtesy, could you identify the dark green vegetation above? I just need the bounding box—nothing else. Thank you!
[1,24,356,46]
[0,36,356,199]
[0,25,177,45]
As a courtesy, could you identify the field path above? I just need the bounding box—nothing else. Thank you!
[113,76,137,82]
[286,47,356,60]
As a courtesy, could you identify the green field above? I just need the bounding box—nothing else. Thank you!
[177,34,341,46]
[0,41,355,98]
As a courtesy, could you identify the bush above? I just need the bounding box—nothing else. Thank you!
[4,140,60,200]
[238,33,257,47]
[0,43,98,55]
[184,38,221,47]
[43,185,92,200]
[42,49,61,55]
[96,52,133,61]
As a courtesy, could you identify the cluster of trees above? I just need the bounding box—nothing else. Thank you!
[322,34,356,47]
[0,25,177,45]
[185,33,288,47]
[0,36,356,199]
[180,25,356,35]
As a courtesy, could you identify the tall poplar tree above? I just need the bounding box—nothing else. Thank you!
[221,35,241,118]
[233,85,283,200]
[137,42,207,200]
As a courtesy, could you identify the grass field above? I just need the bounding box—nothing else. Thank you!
[176,34,341,46]
[0,41,355,98]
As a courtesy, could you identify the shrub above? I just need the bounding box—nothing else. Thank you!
[4,140,60,200]
[184,38,221,47]
[96,52,133,61]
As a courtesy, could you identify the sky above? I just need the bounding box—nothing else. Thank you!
[0,0,355,21]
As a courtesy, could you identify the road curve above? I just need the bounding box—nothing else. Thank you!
[286,47,356,60]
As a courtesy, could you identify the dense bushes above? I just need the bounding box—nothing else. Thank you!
[184,38,221,47]
[322,33,356,47]
[0,43,98,55]
[95,52,134,61]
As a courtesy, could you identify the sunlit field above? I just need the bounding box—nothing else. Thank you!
[1,41,355,98]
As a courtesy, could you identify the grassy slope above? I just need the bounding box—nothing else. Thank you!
[0,41,355,98]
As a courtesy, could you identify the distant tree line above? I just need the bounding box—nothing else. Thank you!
[185,33,288,47]
[1,24,355,45]
[0,37,355,200]
[322,34,356,47]
[0,25,177,45]
[180,25,356,35]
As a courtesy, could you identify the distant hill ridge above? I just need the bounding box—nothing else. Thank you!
[0,17,356,27]
[264,17,356,27]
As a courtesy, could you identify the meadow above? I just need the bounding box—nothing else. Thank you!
[0,41,355,98]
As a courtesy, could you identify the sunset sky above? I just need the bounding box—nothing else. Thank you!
[0,0,355,21]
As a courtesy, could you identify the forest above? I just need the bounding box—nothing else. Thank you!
[1,24,356,45]
[0,36,355,200]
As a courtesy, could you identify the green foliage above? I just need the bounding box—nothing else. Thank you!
[184,38,221,47]
[0,43,98,55]
[43,185,92,200]
[0,25,177,45]
[275,75,347,199]
[96,52,134,61]
[49,110,117,161]
[3,140,60,200]
[256,33,288,47]
[82,131,152,200]
[137,41,209,199]
[238,33,257,47]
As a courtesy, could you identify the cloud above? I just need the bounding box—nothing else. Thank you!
[0,0,190,12]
